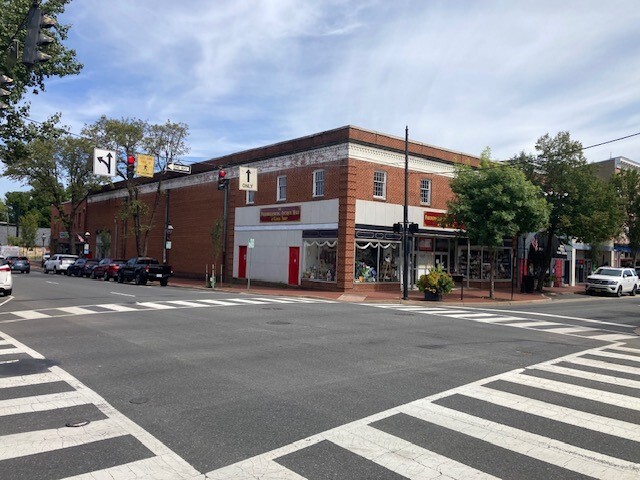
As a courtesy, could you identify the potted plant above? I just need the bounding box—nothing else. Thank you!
[417,266,455,301]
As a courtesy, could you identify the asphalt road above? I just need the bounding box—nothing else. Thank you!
[1,271,639,479]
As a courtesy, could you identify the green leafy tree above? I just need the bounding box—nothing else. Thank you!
[611,168,640,266]
[514,132,623,290]
[18,210,38,248]
[445,148,550,298]
[0,1,82,157]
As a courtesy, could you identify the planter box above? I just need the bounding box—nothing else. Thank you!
[423,291,442,301]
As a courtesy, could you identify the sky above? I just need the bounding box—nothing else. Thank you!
[3,0,640,197]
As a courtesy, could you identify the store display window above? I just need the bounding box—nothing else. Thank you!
[457,245,512,281]
[354,241,400,283]
[303,240,337,282]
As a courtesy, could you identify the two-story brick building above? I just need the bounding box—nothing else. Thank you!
[63,125,500,293]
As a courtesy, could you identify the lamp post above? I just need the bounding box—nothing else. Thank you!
[84,231,90,258]
[164,223,173,264]
[41,233,46,259]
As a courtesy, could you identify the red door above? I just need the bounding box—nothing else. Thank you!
[238,246,247,278]
[288,247,299,285]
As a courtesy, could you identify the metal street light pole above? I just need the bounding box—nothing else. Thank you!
[41,233,45,260]
[403,126,409,300]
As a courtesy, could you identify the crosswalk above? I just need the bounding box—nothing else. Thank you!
[0,331,204,479]
[0,296,335,323]
[363,304,639,342]
[207,343,640,479]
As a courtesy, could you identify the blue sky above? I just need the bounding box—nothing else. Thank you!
[3,0,640,197]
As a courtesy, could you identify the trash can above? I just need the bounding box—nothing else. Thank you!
[523,275,536,293]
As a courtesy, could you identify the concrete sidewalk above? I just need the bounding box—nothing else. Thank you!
[169,275,585,305]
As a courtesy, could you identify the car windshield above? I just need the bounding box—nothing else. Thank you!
[594,268,622,277]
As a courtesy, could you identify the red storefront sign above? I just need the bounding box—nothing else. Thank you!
[423,211,445,227]
[260,206,301,223]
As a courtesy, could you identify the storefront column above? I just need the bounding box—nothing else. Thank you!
[337,159,357,291]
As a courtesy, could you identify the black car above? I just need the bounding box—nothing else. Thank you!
[67,258,92,277]
[81,259,99,277]
[10,256,30,274]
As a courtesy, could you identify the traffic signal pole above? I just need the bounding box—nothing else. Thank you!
[403,126,409,300]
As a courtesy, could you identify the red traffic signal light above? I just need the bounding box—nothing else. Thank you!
[217,169,229,190]
[126,155,136,179]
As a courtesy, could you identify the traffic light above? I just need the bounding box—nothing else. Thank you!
[22,6,56,67]
[126,155,136,180]
[217,169,229,190]
[0,74,13,109]
[392,222,402,234]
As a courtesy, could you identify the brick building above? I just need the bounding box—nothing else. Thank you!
[68,125,500,292]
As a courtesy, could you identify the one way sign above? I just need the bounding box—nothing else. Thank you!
[239,167,258,191]
[93,148,117,177]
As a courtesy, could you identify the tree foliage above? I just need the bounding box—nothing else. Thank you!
[513,132,623,290]
[611,168,640,265]
[445,148,549,298]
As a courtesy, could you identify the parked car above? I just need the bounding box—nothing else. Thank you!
[66,258,96,277]
[0,259,12,296]
[585,267,639,296]
[81,259,99,277]
[41,252,50,267]
[43,254,79,274]
[10,256,30,274]
[91,258,126,281]
[117,257,173,286]
[5,256,19,268]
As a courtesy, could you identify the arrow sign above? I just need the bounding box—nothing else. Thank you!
[166,163,191,174]
[93,148,116,177]
[240,167,258,191]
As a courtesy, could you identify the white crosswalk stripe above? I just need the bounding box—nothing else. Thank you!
[0,296,336,323]
[363,303,639,341]
[0,331,203,480]
[207,343,640,479]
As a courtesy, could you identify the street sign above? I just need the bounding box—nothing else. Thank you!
[136,154,155,177]
[248,238,255,249]
[166,163,191,174]
[93,148,116,177]
[240,167,258,191]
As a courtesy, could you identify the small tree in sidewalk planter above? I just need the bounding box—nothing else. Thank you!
[417,266,455,300]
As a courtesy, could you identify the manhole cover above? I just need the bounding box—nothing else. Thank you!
[66,420,90,428]
[267,321,290,325]
[129,397,149,404]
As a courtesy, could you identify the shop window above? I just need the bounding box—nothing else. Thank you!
[277,175,286,201]
[313,170,325,197]
[420,179,431,205]
[354,241,399,282]
[373,171,386,199]
[303,240,337,281]
[246,190,255,205]
[457,246,512,281]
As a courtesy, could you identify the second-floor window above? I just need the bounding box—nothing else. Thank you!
[420,179,431,205]
[313,169,325,197]
[374,171,386,199]
[277,175,287,201]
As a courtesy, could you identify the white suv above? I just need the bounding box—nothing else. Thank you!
[585,267,639,297]
[43,254,79,274]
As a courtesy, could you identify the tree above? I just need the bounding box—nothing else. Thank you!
[445,148,550,298]
[0,1,82,155]
[82,117,189,256]
[18,210,38,248]
[611,168,640,266]
[514,132,623,291]
[3,132,104,246]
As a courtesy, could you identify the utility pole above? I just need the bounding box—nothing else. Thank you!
[403,126,409,300]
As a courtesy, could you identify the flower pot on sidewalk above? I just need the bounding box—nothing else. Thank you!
[423,291,442,301]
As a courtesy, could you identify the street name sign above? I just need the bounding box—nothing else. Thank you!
[93,148,116,177]
[166,163,191,174]
[240,167,258,191]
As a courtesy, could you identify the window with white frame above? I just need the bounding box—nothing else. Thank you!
[277,175,286,201]
[373,171,386,199]
[246,190,255,205]
[313,169,325,197]
[420,179,431,205]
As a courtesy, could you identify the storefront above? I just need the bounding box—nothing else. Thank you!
[302,230,338,283]
[353,230,401,283]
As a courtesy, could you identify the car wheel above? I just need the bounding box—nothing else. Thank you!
[135,273,147,286]
[103,272,109,281]
[616,286,623,297]
[4,289,11,296]
[26,270,29,274]
[117,273,124,283]
[160,279,168,287]
[631,285,637,296]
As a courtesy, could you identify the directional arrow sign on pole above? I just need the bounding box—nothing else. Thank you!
[166,163,191,174]
[240,167,258,191]
[93,148,116,177]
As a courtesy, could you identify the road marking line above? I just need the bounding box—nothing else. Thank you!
[0,391,90,417]
[11,310,50,319]
[0,372,62,389]
[564,356,640,377]
[538,326,593,334]
[207,457,306,480]
[166,300,207,307]
[61,456,206,480]
[58,306,98,315]
[0,347,21,355]
[110,291,136,297]
[532,363,640,389]
[501,372,640,409]
[99,303,139,312]
[464,385,640,441]
[587,350,640,362]
[326,423,498,480]
[230,298,270,304]
[137,302,176,310]
[402,402,640,479]
[198,299,238,306]
[588,333,638,341]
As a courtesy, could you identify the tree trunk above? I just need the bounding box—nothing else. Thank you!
[489,247,496,299]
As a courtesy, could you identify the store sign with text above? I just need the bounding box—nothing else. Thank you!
[260,206,301,223]
[423,211,445,227]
